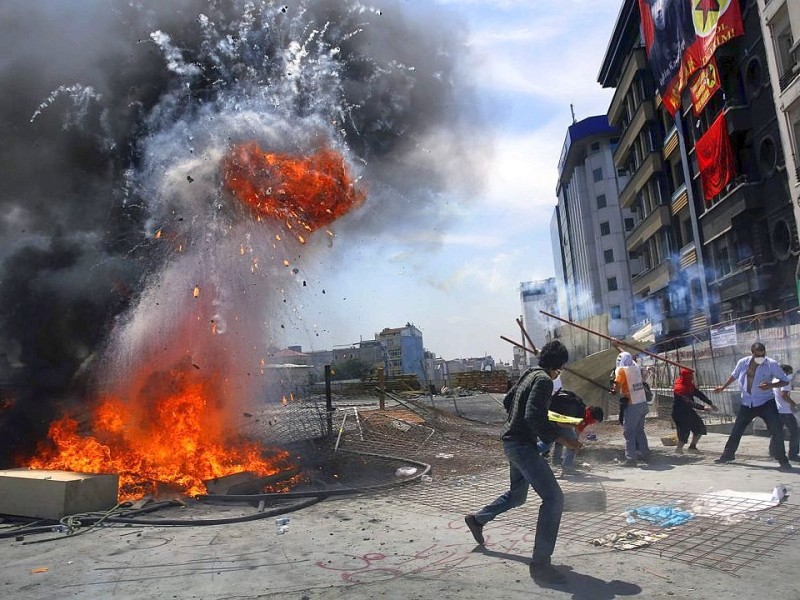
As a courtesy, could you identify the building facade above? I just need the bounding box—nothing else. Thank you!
[377,323,426,384]
[519,278,558,364]
[553,115,638,338]
[598,0,799,345]
[758,0,800,298]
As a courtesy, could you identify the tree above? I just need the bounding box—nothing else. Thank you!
[330,358,373,381]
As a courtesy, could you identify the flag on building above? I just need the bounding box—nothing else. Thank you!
[689,57,721,116]
[695,112,736,200]
[639,0,745,115]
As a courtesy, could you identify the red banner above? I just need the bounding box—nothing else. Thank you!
[639,0,745,115]
[695,112,736,200]
[689,57,721,116]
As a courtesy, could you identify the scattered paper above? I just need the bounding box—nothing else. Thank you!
[591,529,669,550]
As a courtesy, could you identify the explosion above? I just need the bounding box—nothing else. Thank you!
[223,142,365,243]
[1,0,479,492]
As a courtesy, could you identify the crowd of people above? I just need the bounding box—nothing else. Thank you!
[464,339,798,585]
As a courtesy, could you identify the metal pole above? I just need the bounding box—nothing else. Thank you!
[538,310,694,371]
[516,317,538,354]
[377,366,385,410]
[325,364,333,436]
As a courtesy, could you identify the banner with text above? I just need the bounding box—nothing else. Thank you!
[639,0,744,115]
[689,57,721,116]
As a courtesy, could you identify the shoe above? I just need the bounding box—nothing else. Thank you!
[714,455,734,464]
[560,465,578,476]
[529,562,567,584]
[687,447,701,454]
[464,514,484,545]
[675,446,684,454]
[622,459,638,467]
[778,463,794,473]
[788,455,800,462]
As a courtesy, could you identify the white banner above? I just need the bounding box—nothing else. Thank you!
[710,324,737,348]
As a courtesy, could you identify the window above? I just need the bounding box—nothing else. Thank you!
[607,277,618,291]
[593,167,603,182]
[759,136,777,176]
[624,218,634,231]
[596,194,607,209]
[610,305,622,320]
[600,222,611,236]
[604,249,614,263]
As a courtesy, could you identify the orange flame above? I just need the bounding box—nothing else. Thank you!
[222,142,365,242]
[28,372,293,500]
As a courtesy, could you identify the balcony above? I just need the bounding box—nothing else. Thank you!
[613,102,656,169]
[699,179,761,244]
[679,242,697,269]
[661,316,689,337]
[619,151,664,209]
[779,62,800,92]
[671,183,688,215]
[631,260,671,296]
[626,204,671,252]
[709,258,759,302]
[608,49,648,126]
[663,125,679,160]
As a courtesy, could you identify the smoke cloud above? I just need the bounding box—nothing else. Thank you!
[0,0,483,465]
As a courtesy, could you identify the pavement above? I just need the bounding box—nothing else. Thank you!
[2,394,800,599]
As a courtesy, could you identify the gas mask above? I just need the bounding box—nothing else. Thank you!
[753,356,766,365]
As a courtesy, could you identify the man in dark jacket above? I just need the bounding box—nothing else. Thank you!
[464,340,580,584]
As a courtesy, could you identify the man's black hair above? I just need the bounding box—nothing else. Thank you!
[751,342,766,353]
[538,340,568,370]
[588,406,604,423]
[781,364,794,375]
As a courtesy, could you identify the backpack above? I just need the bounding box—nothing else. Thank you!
[549,389,586,419]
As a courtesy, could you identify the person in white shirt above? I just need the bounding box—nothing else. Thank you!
[769,364,798,462]
[714,342,792,471]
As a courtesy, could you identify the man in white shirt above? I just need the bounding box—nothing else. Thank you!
[769,364,798,462]
[714,343,792,471]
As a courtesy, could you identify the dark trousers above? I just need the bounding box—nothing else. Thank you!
[475,439,563,565]
[769,413,800,459]
[722,402,787,463]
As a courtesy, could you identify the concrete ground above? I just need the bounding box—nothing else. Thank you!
[2,394,800,599]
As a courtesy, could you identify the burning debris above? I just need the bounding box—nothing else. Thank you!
[0,0,481,495]
[27,367,296,500]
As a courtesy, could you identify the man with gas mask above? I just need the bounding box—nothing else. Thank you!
[713,342,793,471]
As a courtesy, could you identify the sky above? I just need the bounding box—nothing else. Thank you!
[296,0,624,363]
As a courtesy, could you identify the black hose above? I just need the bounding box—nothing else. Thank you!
[197,450,432,503]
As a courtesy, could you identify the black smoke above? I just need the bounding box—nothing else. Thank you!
[0,0,481,465]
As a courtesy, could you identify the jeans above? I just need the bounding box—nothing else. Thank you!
[474,439,564,565]
[769,413,799,460]
[623,401,650,460]
[551,427,578,468]
[722,402,787,463]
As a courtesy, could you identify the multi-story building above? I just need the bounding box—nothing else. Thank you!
[758,0,800,278]
[377,323,426,384]
[553,115,638,338]
[598,0,798,343]
[519,278,558,362]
